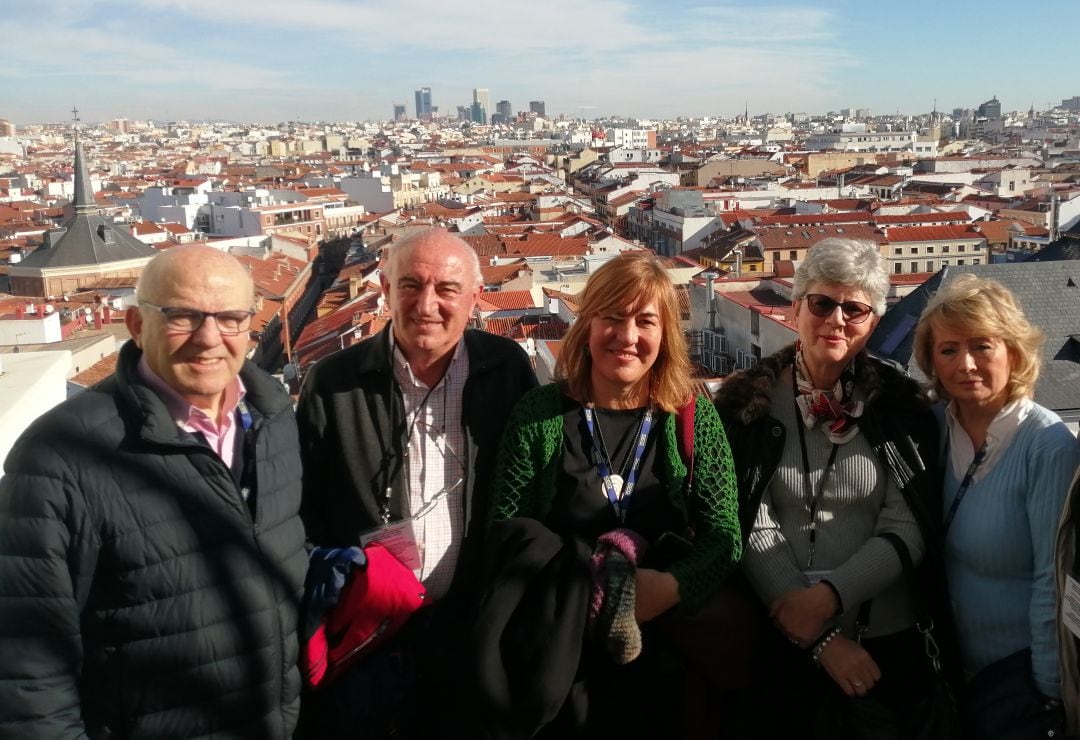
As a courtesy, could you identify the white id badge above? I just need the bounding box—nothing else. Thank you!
[360,518,422,571]
[804,570,832,585]
[1063,574,1080,640]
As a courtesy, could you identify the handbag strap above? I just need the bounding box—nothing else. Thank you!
[877,531,945,673]
[852,532,926,640]
[676,396,695,494]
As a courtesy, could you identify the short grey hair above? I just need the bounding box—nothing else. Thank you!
[381,228,483,287]
[791,238,889,315]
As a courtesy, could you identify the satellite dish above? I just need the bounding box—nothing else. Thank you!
[44,304,55,314]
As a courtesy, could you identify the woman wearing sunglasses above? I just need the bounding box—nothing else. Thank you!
[714,238,957,738]
[913,275,1079,740]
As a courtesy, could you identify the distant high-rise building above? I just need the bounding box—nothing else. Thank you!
[415,87,433,120]
[393,104,407,121]
[530,100,546,117]
[457,105,471,122]
[472,88,491,124]
[1061,96,1080,112]
[496,100,512,118]
[470,101,486,125]
[978,96,1001,119]
[0,119,15,137]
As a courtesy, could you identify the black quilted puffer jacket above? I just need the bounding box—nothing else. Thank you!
[0,340,307,739]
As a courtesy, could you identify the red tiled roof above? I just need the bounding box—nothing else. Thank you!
[873,212,969,225]
[502,234,589,257]
[753,211,874,226]
[755,223,885,252]
[883,225,985,243]
[71,352,119,387]
[478,289,540,310]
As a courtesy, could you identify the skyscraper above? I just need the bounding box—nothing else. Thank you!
[393,104,407,122]
[978,96,1001,120]
[473,88,491,123]
[529,100,546,117]
[415,87,433,120]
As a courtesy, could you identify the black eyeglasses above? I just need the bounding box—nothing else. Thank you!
[140,302,255,336]
[803,294,875,324]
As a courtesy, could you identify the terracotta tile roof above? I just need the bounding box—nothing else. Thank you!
[480,260,527,285]
[234,253,309,298]
[462,234,506,257]
[755,223,885,252]
[753,211,874,226]
[70,352,119,387]
[882,225,985,243]
[481,315,568,340]
[478,289,541,310]
[502,234,589,257]
[543,288,582,312]
[873,212,970,226]
[975,219,1049,244]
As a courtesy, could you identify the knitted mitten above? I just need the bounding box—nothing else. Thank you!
[588,528,649,664]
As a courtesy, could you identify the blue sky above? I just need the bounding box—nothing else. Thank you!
[2,0,1076,125]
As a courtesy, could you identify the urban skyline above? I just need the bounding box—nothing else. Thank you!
[2,0,1076,125]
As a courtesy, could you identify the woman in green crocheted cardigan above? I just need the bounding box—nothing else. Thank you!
[484,253,741,737]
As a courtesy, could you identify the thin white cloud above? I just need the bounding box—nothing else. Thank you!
[133,0,663,51]
[0,0,860,121]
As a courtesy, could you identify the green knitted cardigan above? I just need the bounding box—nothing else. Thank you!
[491,383,742,612]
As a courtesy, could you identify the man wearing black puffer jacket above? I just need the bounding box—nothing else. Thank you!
[0,245,308,739]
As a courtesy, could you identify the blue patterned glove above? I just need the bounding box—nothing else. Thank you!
[303,546,367,636]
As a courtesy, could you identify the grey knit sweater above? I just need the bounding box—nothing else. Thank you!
[742,366,922,638]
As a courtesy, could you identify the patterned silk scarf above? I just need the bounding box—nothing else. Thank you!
[793,343,864,444]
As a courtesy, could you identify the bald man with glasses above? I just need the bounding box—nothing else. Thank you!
[0,245,307,740]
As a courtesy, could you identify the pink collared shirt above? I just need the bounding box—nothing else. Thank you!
[137,356,247,469]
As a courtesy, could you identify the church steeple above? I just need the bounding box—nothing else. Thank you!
[72,139,97,214]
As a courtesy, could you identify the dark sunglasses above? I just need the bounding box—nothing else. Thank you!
[803,294,874,324]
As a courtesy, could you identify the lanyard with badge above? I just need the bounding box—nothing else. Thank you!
[362,376,458,570]
[942,433,989,535]
[583,404,653,522]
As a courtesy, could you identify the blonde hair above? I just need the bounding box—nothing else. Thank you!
[913,273,1043,402]
[557,251,693,412]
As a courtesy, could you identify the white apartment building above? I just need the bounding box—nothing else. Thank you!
[805,130,918,153]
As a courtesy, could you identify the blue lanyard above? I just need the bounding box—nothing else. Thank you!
[582,405,653,522]
[943,435,988,535]
[237,399,253,432]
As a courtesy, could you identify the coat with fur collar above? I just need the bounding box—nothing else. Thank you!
[713,343,962,687]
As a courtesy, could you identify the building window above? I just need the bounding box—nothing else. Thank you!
[926,261,934,272]
[958,259,965,265]
[926,246,934,254]
[972,244,980,251]
[789,250,797,260]
[894,262,902,274]
[894,247,902,255]
[910,262,918,273]
[942,245,950,253]
[972,258,980,265]
[958,245,966,252]
[942,259,950,266]
[910,247,918,255]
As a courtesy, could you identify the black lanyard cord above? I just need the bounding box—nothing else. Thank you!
[943,432,988,535]
[793,370,840,569]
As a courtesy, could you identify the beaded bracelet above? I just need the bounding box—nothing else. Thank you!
[810,626,842,666]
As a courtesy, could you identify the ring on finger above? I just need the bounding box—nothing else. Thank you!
[853,680,864,687]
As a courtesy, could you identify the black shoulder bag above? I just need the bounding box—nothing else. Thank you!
[815,532,962,740]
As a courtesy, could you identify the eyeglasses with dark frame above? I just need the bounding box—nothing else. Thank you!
[140,302,255,336]
[803,294,875,324]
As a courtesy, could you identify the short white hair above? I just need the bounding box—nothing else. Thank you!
[792,238,889,315]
